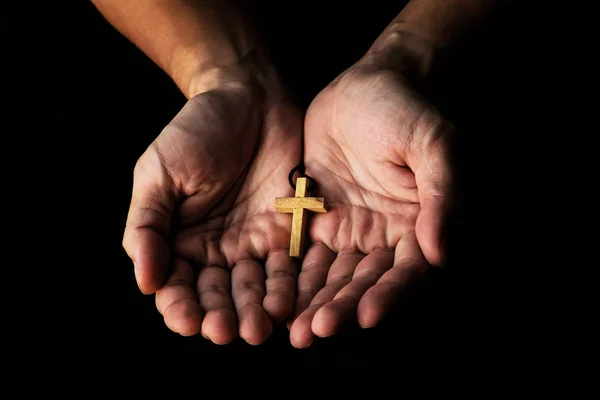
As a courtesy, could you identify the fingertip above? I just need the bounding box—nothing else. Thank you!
[135,273,164,295]
[311,306,338,338]
[135,264,161,295]
[416,197,445,267]
[357,285,395,329]
[239,305,273,345]
[163,300,203,337]
[289,322,313,349]
[357,295,383,329]
[202,308,238,345]
[289,312,316,348]
[263,292,295,322]
[421,241,443,267]
[132,234,171,293]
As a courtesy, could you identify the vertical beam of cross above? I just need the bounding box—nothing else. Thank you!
[275,177,327,258]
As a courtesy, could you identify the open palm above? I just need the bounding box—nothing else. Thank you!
[288,66,455,348]
[123,83,303,345]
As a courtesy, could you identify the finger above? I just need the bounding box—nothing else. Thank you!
[289,250,364,348]
[155,258,203,336]
[357,231,429,328]
[413,126,455,267]
[231,260,272,345]
[123,156,175,294]
[197,265,238,345]
[286,243,336,329]
[263,250,298,323]
[311,248,395,337]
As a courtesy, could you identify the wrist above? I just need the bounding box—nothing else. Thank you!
[161,0,280,99]
[359,26,437,82]
[360,0,500,82]
[185,45,284,100]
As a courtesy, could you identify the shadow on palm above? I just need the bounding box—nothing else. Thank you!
[124,84,304,345]
[288,67,452,348]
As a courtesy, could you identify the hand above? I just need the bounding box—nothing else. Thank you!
[288,63,456,348]
[123,73,304,345]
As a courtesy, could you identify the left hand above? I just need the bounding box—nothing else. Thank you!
[288,63,456,348]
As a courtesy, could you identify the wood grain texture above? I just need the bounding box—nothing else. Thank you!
[275,177,327,258]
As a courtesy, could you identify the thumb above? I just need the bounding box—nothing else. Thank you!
[412,128,456,267]
[122,155,176,294]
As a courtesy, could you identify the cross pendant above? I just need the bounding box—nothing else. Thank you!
[275,177,327,258]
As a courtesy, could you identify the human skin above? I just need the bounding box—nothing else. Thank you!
[93,0,305,344]
[287,0,501,348]
[93,0,501,346]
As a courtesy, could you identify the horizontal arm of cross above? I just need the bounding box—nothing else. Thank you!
[274,197,327,213]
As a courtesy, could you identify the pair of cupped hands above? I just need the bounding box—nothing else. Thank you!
[123,53,455,349]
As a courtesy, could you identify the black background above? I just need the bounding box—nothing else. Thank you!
[25,0,569,377]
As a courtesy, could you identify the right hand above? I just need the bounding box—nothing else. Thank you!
[122,72,304,345]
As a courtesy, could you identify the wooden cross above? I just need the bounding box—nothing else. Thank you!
[275,177,327,258]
